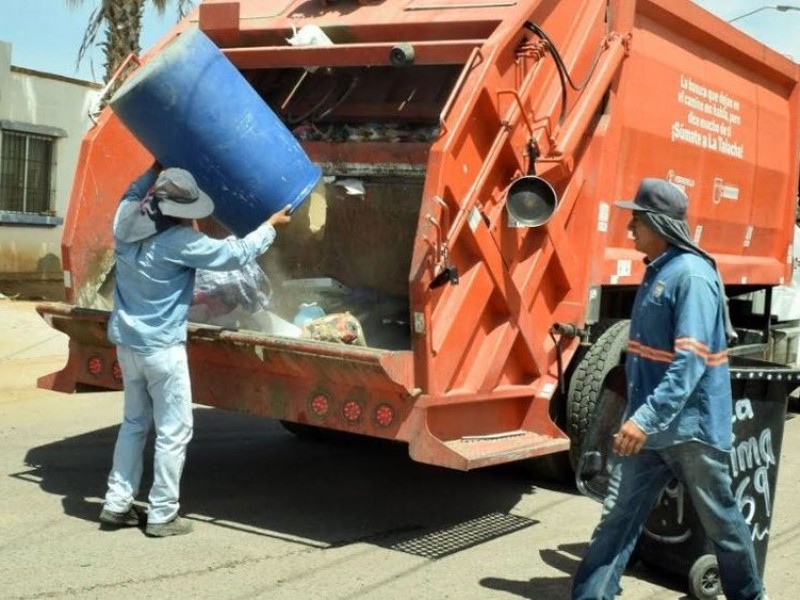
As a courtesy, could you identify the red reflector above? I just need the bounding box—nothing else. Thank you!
[342,400,363,422]
[374,403,394,427]
[112,361,123,382]
[310,394,330,417]
[87,355,103,376]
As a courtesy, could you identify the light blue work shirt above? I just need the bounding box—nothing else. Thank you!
[625,246,733,451]
[108,170,276,353]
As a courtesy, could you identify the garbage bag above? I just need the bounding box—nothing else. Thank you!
[189,261,272,328]
[300,312,366,346]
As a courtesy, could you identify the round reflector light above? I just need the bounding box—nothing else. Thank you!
[310,393,330,417]
[342,400,363,422]
[87,355,103,376]
[374,403,394,427]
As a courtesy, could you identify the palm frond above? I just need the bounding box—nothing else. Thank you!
[75,4,105,68]
[68,0,201,82]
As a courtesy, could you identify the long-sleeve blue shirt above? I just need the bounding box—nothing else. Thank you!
[107,170,277,353]
[625,246,733,451]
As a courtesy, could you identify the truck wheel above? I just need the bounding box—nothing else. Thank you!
[688,554,720,599]
[566,319,630,469]
[522,320,626,481]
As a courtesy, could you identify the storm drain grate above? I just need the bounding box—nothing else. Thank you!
[388,512,537,559]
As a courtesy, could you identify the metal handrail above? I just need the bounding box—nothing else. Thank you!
[87,52,142,125]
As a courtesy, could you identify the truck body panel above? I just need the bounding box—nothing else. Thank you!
[39,0,800,470]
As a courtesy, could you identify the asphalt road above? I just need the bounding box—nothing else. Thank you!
[1,298,799,600]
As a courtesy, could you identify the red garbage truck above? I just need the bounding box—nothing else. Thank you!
[38,0,800,472]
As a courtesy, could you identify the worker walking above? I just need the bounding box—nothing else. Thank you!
[99,164,291,537]
[571,179,768,600]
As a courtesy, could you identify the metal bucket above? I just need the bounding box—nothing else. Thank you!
[505,176,559,227]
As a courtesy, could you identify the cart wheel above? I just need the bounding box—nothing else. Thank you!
[688,554,720,599]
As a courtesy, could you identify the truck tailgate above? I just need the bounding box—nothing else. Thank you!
[37,303,417,438]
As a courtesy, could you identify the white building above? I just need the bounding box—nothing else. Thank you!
[0,40,100,299]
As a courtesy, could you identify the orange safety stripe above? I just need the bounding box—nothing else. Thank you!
[627,340,674,363]
[628,339,729,366]
[674,337,729,366]
[706,351,730,366]
[675,337,709,355]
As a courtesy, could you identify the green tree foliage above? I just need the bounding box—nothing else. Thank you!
[67,0,197,83]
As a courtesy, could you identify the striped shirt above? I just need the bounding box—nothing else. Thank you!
[626,246,733,451]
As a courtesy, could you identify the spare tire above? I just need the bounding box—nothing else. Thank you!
[566,319,630,469]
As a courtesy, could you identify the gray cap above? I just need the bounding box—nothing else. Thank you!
[153,168,214,219]
[614,178,687,220]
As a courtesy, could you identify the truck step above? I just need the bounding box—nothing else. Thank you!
[442,430,569,470]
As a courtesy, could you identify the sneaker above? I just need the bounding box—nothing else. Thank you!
[99,505,145,528]
[145,516,193,538]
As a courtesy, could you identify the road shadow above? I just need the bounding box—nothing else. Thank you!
[480,541,692,599]
[14,405,554,553]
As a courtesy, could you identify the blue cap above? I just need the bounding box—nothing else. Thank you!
[615,178,687,220]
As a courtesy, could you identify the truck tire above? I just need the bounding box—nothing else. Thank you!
[522,319,626,481]
[566,319,630,469]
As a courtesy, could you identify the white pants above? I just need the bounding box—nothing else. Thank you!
[103,344,193,524]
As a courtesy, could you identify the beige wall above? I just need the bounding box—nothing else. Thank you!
[0,40,100,292]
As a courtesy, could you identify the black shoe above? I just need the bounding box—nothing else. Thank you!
[145,515,193,537]
[99,505,145,528]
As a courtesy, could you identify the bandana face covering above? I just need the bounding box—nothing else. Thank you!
[115,192,179,244]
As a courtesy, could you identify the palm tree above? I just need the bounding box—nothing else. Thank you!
[67,0,197,83]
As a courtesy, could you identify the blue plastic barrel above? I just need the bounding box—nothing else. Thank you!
[109,29,321,237]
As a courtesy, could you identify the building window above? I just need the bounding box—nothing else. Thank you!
[0,130,56,215]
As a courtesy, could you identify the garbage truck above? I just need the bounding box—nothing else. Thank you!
[37,0,800,472]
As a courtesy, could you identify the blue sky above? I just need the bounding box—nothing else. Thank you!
[694,0,800,60]
[0,1,798,83]
[0,1,193,82]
